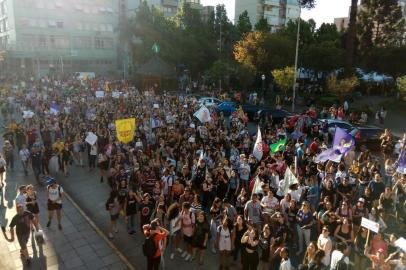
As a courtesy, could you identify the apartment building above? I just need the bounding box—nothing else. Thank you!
[235,0,300,32]
[0,0,119,77]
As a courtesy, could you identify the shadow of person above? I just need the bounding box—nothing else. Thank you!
[4,181,17,209]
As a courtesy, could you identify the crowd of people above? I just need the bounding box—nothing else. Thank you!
[0,76,405,270]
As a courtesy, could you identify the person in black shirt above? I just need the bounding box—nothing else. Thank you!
[126,190,141,234]
[139,193,155,229]
[5,205,39,265]
[30,147,42,183]
[336,177,353,204]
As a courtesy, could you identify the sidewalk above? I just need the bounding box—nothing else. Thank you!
[0,169,129,270]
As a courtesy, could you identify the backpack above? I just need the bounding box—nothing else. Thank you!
[142,235,157,258]
[336,255,350,270]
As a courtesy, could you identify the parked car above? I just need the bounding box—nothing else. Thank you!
[350,125,384,150]
[198,97,222,107]
[216,101,237,116]
[318,119,354,138]
[256,109,292,123]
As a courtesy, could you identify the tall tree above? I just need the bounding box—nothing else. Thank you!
[236,10,252,37]
[345,0,358,75]
[358,0,406,51]
[234,31,294,74]
[254,18,271,32]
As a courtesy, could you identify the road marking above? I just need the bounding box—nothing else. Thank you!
[63,192,136,270]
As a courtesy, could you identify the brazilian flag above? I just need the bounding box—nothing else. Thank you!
[270,138,287,153]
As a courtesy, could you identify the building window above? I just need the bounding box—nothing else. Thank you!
[38,35,47,48]
[48,20,57,28]
[38,20,46,28]
[95,38,103,49]
[49,35,56,48]
[56,21,64,28]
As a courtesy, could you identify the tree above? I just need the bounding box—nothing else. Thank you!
[272,66,295,96]
[362,46,406,80]
[236,10,252,37]
[254,18,271,32]
[278,19,316,47]
[358,0,406,51]
[327,75,359,99]
[302,41,344,75]
[315,23,341,43]
[398,75,406,99]
[345,0,358,75]
[234,32,294,74]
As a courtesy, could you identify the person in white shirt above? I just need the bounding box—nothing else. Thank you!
[330,242,349,270]
[19,144,30,176]
[46,178,64,230]
[238,156,251,189]
[15,185,27,210]
[279,247,292,270]
[261,190,279,224]
[317,226,333,267]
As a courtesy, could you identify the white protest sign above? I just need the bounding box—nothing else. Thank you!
[23,111,34,119]
[95,91,105,98]
[361,217,380,233]
[112,91,120,99]
[85,132,98,145]
[153,104,159,109]
[395,237,406,253]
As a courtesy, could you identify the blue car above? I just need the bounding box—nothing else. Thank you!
[216,101,237,116]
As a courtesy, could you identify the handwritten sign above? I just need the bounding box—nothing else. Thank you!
[395,237,406,253]
[361,217,380,233]
[85,132,98,145]
[112,91,120,99]
[153,104,159,109]
[95,91,104,98]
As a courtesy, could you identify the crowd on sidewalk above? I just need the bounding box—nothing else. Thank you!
[0,76,406,270]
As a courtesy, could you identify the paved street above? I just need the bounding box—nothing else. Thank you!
[56,165,221,270]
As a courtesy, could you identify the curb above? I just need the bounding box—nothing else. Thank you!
[63,192,136,270]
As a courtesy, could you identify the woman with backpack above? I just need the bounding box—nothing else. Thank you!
[217,217,233,270]
[180,202,195,261]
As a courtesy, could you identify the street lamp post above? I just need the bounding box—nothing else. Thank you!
[292,2,301,113]
[261,74,266,99]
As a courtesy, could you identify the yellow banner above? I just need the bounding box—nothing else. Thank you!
[115,118,136,144]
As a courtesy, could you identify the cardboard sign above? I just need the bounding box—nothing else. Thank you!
[361,217,380,233]
[112,91,120,99]
[23,111,34,119]
[85,132,98,145]
[395,237,406,253]
[95,91,104,98]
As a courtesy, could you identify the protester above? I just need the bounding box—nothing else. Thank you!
[5,204,39,265]
[1,76,405,270]
[46,178,64,230]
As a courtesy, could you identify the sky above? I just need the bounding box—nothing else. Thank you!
[200,0,351,27]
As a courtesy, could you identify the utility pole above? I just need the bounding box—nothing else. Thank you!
[292,3,301,113]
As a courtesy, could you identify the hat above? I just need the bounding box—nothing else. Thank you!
[358,198,365,203]
[47,178,56,185]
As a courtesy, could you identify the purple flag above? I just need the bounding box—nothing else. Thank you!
[315,148,342,163]
[50,103,60,115]
[397,136,406,174]
[332,127,355,155]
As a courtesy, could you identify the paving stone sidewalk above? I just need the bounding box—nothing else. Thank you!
[0,169,128,270]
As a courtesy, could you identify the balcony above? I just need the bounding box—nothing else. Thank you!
[161,0,178,7]
[264,0,280,6]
